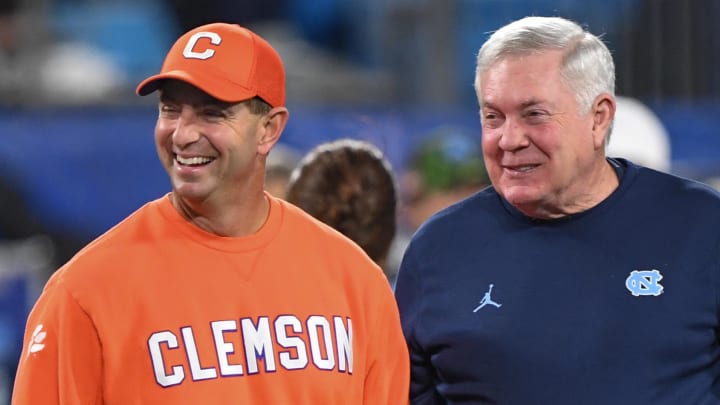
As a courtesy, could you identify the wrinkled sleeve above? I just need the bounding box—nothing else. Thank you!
[394,246,443,405]
[12,277,103,405]
[363,276,410,405]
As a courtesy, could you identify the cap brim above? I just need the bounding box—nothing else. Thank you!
[135,70,257,103]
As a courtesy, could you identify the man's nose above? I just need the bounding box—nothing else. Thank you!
[172,108,202,146]
[497,117,528,151]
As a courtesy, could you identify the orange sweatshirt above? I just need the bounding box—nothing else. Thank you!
[12,194,409,404]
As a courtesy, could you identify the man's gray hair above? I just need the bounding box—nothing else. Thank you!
[474,16,615,114]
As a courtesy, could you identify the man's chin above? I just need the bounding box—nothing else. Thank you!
[499,185,540,207]
[172,182,212,202]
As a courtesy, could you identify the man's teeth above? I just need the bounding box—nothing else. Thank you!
[176,156,212,165]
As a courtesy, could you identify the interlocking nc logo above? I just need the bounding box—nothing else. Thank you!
[625,270,664,296]
[28,324,46,355]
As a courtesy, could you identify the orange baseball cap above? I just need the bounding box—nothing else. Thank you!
[136,23,285,107]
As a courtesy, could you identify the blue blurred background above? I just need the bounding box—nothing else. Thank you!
[1,0,719,401]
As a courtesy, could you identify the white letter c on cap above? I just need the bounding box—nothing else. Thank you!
[183,32,222,60]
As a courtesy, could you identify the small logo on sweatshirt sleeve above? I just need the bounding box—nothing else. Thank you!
[28,324,47,355]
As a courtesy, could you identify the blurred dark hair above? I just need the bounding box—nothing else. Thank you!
[286,139,397,268]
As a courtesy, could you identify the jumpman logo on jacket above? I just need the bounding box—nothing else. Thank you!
[473,284,502,312]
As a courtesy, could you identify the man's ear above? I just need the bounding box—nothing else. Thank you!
[591,94,616,149]
[258,107,289,155]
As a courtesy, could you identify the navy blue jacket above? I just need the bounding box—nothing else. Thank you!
[395,159,720,404]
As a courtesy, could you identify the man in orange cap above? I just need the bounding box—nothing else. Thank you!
[12,23,409,404]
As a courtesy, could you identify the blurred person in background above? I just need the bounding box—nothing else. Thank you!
[0,0,20,100]
[0,0,18,54]
[0,170,84,272]
[0,167,88,404]
[264,143,301,199]
[386,127,489,284]
[12,22,408,404]
[399,127,489,232]
[286,138,397,277]
[607,95,672,173]
[395,16,720,404]
[0,170,56,405]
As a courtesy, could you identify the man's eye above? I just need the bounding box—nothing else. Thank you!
[482,113,503,129]
[160,104,180,114]
[525,110,547,118]
[523,110,550,123]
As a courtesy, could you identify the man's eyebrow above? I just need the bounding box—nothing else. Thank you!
[520,98,545,110]
[480,100,498,110]
[202,100,233,109]
[481,98,547,110]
